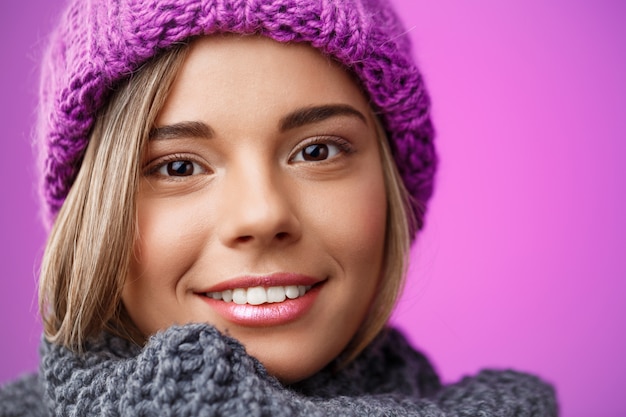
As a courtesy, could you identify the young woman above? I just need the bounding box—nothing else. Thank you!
[0,0,557,415]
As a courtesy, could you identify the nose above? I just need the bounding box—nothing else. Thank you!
[217,162,302,249]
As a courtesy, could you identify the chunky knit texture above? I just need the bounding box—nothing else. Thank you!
[0,324,557,416]
[38,0,436,231]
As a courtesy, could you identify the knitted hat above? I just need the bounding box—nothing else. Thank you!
[38,0,437,233]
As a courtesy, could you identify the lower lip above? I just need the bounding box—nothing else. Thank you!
[201,285,321,327]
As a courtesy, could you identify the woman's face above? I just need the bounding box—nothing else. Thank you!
[122,36,387,383]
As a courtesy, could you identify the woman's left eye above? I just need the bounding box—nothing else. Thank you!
[291,139,350,163]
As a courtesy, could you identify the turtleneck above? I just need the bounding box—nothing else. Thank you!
[0,324,557,416]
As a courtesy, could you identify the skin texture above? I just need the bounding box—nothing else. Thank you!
[122,35,388,383]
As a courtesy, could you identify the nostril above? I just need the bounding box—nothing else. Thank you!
[236,236,253,243]
[275,232,289,240]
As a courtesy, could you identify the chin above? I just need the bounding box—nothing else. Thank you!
[232,330,340,384]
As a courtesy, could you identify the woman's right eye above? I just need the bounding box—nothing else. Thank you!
[152,159,207,177]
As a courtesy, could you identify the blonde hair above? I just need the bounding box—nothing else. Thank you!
[38,41,419,360]
[341,117,417,363]
[39,44,189,350]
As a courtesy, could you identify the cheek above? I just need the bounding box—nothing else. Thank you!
[341,185,386,258]
[133,200,203,278]
[134,195,211,277]
[306,167,388,270]
[123,195,210,332]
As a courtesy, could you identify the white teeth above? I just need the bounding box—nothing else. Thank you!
[267,286,286,303]
[247,286,267,305]
[285,285,299,299]
[232,288,247,305]
[206,285,313,305]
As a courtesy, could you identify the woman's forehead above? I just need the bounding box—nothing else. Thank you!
[156,35,374,130]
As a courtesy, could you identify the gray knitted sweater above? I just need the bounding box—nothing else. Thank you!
[0,324,557,416]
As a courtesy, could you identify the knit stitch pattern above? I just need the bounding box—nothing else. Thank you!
[38,0,436,232]
[0,324,558,416]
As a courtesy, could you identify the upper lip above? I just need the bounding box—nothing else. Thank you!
[199,272,323,293]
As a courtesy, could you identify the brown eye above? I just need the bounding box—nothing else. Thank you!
[292,142,342,162]
[169,161,193,176]
[302,144,329,161]
[156,160,205,177]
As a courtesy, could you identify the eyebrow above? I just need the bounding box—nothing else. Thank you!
[149,104,367,140]
[279,104,368,132]
[149,121,215,141]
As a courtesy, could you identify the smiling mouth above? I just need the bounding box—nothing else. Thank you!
[197,273,323,325]
[205,285,313,306]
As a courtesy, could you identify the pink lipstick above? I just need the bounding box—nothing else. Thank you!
[198,273,323,327]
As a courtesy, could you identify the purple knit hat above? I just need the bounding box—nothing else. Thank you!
[38,0,436,233]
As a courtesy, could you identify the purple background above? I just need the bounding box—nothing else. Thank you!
[1,1,625,416]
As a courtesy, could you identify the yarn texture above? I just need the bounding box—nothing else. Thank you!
[0,324,557,416]
[38,0,436,231]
